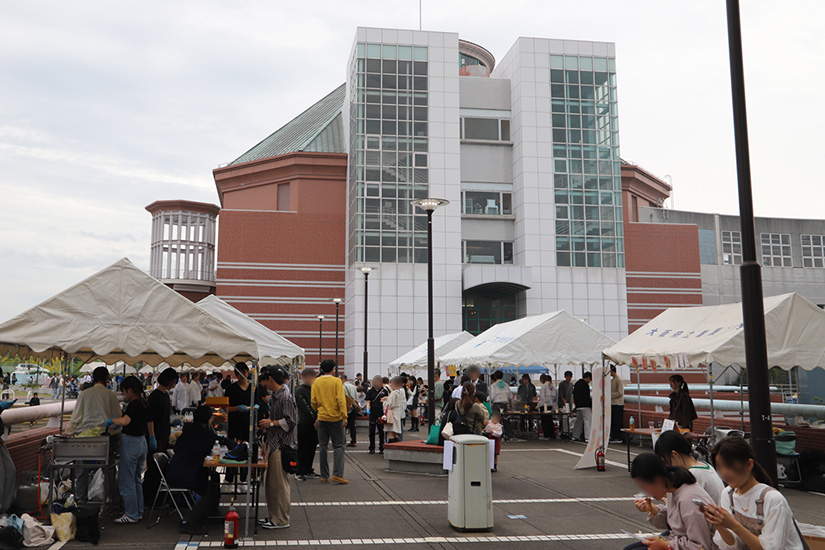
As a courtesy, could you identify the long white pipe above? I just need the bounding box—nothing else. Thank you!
[625,395,825,419]
[1,401,76,425]
[624,384,779,393]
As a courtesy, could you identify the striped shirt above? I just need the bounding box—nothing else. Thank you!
[264,385,297,451]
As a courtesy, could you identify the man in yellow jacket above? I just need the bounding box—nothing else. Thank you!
[310,360,349,484]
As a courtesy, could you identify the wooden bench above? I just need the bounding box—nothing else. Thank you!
[383,439,445,475]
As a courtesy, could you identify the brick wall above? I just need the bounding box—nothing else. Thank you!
[5,427,58,480]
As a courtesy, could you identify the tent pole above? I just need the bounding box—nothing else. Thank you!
[707,363,715,439]
[59,352,67,435]
[636,364,642,427]
[739,366,745,431]
[243,363,256,540]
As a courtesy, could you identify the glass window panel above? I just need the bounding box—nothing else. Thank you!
[367,44,381,58]
[565,55,578,69]
[398,45,412,60]
[550,55,564,69]
[551,69,564,83]
[382,44,397,59]
[463,117,500,140]
[414,46,428,61]
[500,119,510,141]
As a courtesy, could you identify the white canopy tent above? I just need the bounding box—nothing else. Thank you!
[440,310,616,374]
[0,258,259,368]
[196,295,305,367]
[602,292,825,434]
[603,293,825,371]
[388,331,474,374]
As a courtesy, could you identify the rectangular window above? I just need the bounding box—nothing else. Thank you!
[802,235,825,268]
[760,233,792,267]
[462,191,513,216]
[461,117,511,141]
[721,230,742,265]
[277,183,290,211]
[463,241,514,264]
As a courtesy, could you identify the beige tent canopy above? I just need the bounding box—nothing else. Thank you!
[0,258,259,367]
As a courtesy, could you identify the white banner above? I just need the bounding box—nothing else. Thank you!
[574,364,611,469]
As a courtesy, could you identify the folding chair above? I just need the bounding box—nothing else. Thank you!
[776,431,803,489]
[146,452,194,529]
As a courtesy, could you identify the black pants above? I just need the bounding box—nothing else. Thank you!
[623,542,647,550]
[347,410,357,444]
[611,405,624,441]
[541,414,556,439]
[142,438,168,505]
[296,422,318,475]
[368,419,384,452]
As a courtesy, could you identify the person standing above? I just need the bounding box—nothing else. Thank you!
[310,360,349,484]
[433,368,445,411]
[257,367,297,530]
[406,377,420,432]
[50,375,59,399]
[189,372,203,407]
[466,365,488,397]
[489,371,513,413]
[383,376,407,443]
[294,369,319,481]
[107,376,148,524]
[143,367,178,505]
[557,371,574,410]
[609,366,625,444]
[172,372,190,413]
[225,363,252,488]
[571,372,592,442]
[537,374,557,439]
[366,376,389,454]
[668,374,698,431]
[66,366,122,502]
[341,374,359,447]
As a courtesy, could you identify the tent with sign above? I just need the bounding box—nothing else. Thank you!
[440,310,616,375]
[197,295,305,368]
[602,292,825,433]
[389,331,474,375]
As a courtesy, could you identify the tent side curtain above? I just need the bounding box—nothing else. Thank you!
[0,258,259,367]
[603,292,825,372]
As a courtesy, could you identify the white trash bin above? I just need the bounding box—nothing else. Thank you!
[447,434,493,531]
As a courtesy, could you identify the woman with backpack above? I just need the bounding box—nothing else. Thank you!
[703,437,808,550]
[454,382,487,436]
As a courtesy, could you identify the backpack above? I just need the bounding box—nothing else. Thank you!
[449,409,474,436]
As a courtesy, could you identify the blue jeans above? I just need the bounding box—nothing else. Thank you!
[119,435,147,520]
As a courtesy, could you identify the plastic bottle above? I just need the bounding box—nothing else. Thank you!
[212,442,221,464]
[629,416,635,431]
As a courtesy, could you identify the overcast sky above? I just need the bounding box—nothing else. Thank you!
[1,1,823,320]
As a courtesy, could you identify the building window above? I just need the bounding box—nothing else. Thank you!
[801,235,825,268]
[761,233,792,267]
[277,183,290,211]
[462,191,512,215]
[462,288,519,335]
[463,241,513,264]
[721,230,742,265]
[461,117,510,141]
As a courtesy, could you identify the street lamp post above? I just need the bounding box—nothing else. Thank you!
[317,315,325,366]
[725,0,776,483]
[360,267,374,383]
[411,198,450,427]
[333,298,343,376]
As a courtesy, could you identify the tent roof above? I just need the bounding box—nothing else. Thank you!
[196,295,305,366]
[603,293,825,371]
[440,311,615,368]
[0,258,259,367]
[389,331,475,369]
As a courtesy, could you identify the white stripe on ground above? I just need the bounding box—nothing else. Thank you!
[220,496,635,507]
[548,448,626,468]
[197,533,644,546]
[47,541,65,550]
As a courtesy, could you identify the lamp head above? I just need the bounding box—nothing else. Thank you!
[359,266,375,275]
[317,315,325,320]
[333,298,343,304]
[411,198,450,212]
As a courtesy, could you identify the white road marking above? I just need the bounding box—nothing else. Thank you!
[47,542,65,550]
[548,448,627,468]
[221,496,634,507]
[196,532,645,546]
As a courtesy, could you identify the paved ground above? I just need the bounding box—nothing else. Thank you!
[43,431,825,550]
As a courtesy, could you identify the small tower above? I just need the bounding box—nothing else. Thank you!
[145,200,220,302]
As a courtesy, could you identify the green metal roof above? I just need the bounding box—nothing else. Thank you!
[229,84,346,166]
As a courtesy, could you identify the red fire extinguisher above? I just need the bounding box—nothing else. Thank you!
[224,499,239,549]
[596,447,606,472]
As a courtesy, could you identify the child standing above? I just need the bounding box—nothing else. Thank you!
[483,410,503,472]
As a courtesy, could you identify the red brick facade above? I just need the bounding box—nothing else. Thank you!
[213,152,348,367]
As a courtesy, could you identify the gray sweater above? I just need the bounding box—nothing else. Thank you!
[648,482,719,550]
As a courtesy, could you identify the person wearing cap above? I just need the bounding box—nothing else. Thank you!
[257,366,297,529]
[310,360,349,484]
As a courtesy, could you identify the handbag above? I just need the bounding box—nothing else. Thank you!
[280,446,299,474]
[425,422,442,445]
[441,421,454,440]
[385,407,395,426]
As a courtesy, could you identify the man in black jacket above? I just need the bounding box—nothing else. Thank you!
[571,372,592,442]
[293,369,319,481]
[365,375,389,455]
[167,406,235,535]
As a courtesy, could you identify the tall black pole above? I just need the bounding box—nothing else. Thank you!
[426,209,436,427]
[725,0,776,484]
[334,300,341,377]
[318,316,324,367]
[363,271,370,383]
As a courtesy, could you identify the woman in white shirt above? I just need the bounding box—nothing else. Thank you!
[172,373,191,413]
[382,377,407,443]
[655,429,725,504]
[703,437,806,550]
